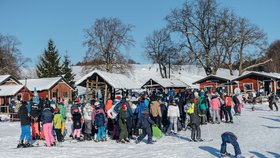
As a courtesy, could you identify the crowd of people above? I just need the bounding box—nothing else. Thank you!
[15,88,279,157]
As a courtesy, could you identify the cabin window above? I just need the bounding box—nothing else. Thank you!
[63,92,68,98]
[52,92,58,98]
[243,83,253,91]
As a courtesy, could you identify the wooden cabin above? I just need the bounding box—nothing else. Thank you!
[142,78,190,94]
[232,72,280,95]
[0,75,21,85]
[19,77,74,101]
[76,70,140,102]
[192,75,236,94]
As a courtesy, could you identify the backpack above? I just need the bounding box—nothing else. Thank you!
[94,112,105,127]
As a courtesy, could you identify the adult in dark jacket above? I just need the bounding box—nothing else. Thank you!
[232,95,241,115]
[189,98,203,142]
[17,101,32,148]
[41,107,55,147]
[220,132,241,157]
[136,111,155,144]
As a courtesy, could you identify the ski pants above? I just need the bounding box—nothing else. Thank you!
[54,128,63,142]
[137,127,152,143]
[191,123,201,140]
[96,126,106,141]
[212,109,221,123]
[43,123,55,147]
[31,122,39,138]
[269,102,279,111]
[167,116,178,133]
[224,106,233,122]
[73,128,81,139]
[221,133,241,156]
[20,125,31,141]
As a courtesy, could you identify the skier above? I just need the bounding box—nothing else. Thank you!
[268,92,279,111]
[93,102,106,142]
[83,102,93,141]
[220,132,242,158]
[118,104,129,143]
[53,108,63,144]
[41,104,55,147]
[72,108,82,141]
[57,102,67,137]
[17,101,33,148]
[166,99,180,135]
[189,97,203,142]
[135,106,155,144]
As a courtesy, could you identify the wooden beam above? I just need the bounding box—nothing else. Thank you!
[86,79,89,100]
[104,84,108,104]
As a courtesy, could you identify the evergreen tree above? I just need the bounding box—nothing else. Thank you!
[61,53,75,88]
[36,39,61,78]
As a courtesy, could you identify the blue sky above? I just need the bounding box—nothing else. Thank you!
[0,0,279,66]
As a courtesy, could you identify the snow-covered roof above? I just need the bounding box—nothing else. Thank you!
[192,75,237,84]
[142,78,190,88]
[233,71,280,81]
[19,77,66,91]
[76,69,140,89]
[0,85,24,96]
[0,75,21,85]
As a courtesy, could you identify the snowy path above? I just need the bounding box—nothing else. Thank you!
[0,103,279,158]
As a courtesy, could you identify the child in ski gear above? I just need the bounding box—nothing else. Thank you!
[118,104,129,143]
[72,108,82,141]
[198,91,208,124]
[83,102,93,141]
[210,95,221,124]
[57,103,67,136]
[136,108,155,144]
[167,99,180,134]
[53,108,63,143]
[30,105,40,140]
[232,94,241,115]
[93,102,106,142]
[17,101,32,148]
[220,132,241,158]
[41,105,55,147]
[224,95,233,123]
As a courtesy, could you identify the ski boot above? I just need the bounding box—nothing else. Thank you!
[25,141,34,147]
[17,140,26,148]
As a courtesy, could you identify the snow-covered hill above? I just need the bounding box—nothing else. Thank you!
[0,103,279,158]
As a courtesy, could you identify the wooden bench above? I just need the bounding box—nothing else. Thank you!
[10,113,20,122]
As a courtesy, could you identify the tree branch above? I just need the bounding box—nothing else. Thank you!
[241,58,272,75]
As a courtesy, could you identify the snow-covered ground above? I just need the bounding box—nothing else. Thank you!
[0,103,279,158]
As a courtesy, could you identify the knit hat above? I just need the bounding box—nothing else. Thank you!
[121,104,127,110]
[94,101,100,107]
[54,108,60,111]
[115,96,122,102]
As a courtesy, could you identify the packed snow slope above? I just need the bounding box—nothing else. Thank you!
[0,103,279,158]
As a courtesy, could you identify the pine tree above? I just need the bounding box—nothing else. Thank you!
[36,39,61,78]
[61,53,75,88]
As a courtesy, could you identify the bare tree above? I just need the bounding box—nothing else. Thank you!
[144,28,183,78]
[235,18,268,75]
[0,34,30,78]
[165,0,228,75]
[83,17,135,73]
